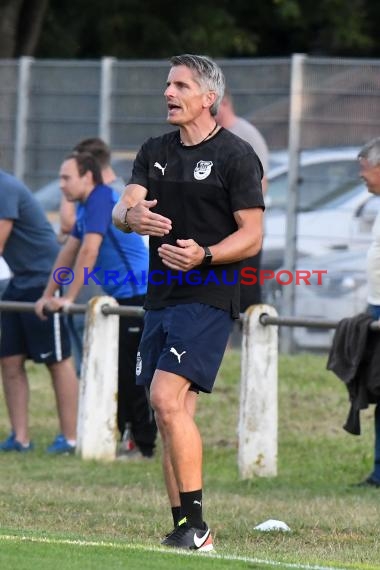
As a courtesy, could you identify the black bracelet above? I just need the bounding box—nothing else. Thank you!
[122,206,133,233]
[202,246,213,265]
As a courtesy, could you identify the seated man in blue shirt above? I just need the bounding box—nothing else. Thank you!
[36,151,157,458]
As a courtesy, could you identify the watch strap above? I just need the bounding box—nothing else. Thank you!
[202,245,213,265]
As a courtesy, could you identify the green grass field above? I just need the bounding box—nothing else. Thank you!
[0,350,379,570]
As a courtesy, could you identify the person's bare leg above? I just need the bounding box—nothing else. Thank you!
[161,390,198,511]
[162,393,198,499]
[1,355,30,444]
[151,371,202,493]
[47,358,78,440]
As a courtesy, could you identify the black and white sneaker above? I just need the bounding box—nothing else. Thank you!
[161,520,213,551]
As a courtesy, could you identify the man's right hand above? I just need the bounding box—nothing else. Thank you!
[113,199,172,236]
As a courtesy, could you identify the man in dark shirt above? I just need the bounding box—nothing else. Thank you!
[113,54,264,550]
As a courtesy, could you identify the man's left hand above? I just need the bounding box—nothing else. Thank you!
[39,297,72,317]
[158,239,205,271]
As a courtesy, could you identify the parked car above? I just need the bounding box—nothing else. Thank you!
[263,184,380,269]
[260,146,362,268]
[266,146,360,211]
[34,145,364,259]
[266,248,368,350]
[36,145,359,216]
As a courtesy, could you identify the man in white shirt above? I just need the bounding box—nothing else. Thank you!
[216,90,269,190]
[357,137,380,487]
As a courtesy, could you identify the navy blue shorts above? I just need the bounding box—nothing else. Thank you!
[0,283,71,364]
[136,303,233,393]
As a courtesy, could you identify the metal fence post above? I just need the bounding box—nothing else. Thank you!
[99,57,115,144]
[238,304,278,478]
[281,53,306,353]
[76,296,119,461]
[14,56,33,180]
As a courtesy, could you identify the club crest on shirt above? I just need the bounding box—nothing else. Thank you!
[194,160,213,181]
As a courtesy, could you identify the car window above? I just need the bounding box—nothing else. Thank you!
[266,172,287,210]
[298,160,360,210]
[319,184,364,209]
[267,159,360,211]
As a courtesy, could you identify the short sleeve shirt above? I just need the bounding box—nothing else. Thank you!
[228,117,269,174]
[367,210,380,305]
[0,170,59,289]
[71,184,148,299]
[129,127,264,317]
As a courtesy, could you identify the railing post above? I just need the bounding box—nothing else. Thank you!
[14,56,33,181]
[99,56,115,144]
[238,304,278,478]
[76,296,119,461]
[282,53,306,353]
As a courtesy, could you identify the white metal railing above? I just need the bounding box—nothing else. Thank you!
[2,299,378,476]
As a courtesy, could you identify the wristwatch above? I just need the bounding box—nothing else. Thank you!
[202,246,213,265]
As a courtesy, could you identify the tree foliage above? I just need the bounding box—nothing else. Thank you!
[0,0,49,57]
[0,0,379,59]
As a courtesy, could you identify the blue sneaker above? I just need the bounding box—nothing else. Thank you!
[0,431,34,452]
[47,434,75,455]
[0,431,15,450]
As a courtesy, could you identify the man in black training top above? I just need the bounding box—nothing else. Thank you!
[113,54,264,551]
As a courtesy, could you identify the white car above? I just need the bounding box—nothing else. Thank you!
[34,145,365,266]
[261,146,362,269]
[266,146,360,211]
[263,184,380,267]
[35,146,359,215]
[266,248,369,350]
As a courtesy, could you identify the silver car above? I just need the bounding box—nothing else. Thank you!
[267,248,369,350]
[266,146,360,212]
[263,185,380,270]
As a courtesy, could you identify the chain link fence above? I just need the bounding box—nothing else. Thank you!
[1,55,379,189]
[0,57,292,189]
[2,55,380,353]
